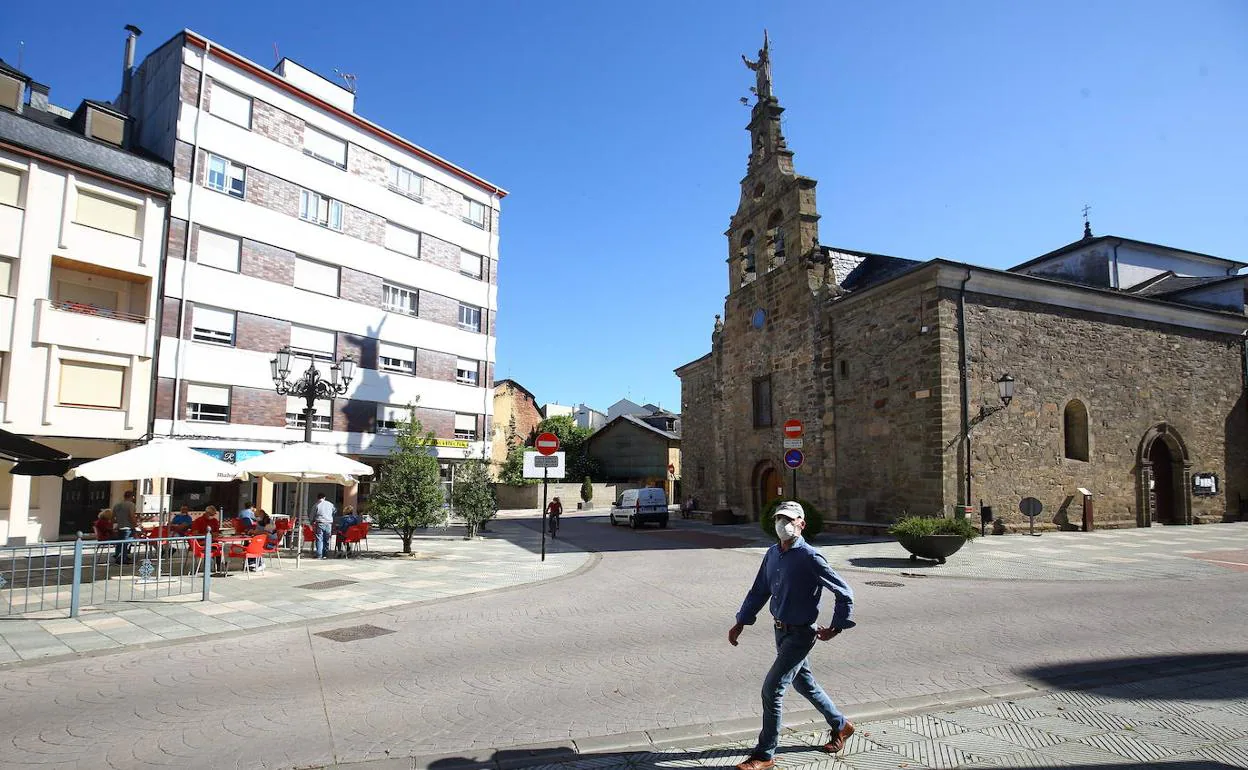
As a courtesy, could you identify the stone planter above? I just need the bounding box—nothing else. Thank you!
[896,534,967,564]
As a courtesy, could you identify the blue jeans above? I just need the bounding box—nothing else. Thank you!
[314,524,332,558]
[113,527,133,562]
[752,625,847,760]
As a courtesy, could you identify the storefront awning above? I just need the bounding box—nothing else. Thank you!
[10,458,91,477]
[0,429,71,466]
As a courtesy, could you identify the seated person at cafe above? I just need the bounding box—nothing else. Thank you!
[237,501,256,528]
[335,506,362,556]
[170,506,194,536]
[94,509,115,541]
[190,506,222,537]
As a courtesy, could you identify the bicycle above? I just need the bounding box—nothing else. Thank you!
[547,512,560,538]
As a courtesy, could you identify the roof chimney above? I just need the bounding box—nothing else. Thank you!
[120,24,142,112]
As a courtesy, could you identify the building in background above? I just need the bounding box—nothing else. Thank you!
[126,29,504,517]
[539,403,574,420]
[490,379,542,473]
[573,403,607,431]
[0,51,173,543]
[585,415,681,503]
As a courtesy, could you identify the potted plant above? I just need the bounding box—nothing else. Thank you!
[888,514,979,563]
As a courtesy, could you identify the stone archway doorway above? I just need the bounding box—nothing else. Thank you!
[752,461,782,520]
[1137,423,1192,526]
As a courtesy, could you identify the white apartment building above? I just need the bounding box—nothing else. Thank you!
[127,30,504,516]
[0,58,173,543]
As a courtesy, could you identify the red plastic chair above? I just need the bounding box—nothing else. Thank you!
[189,536,223,576]
[261,533,283,570]
[227,534,269,578]
[359,521,371,551]
[340,524,366,558]
[301,524,317,554]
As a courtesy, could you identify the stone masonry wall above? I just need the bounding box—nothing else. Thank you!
[716,258,830,519]
[953,290,1248,529]
[678,354,719,510]
[828,277,947,521]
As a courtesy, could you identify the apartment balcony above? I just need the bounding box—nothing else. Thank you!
[33,298,153,358]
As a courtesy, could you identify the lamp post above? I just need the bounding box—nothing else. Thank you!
[978,373,1015,420]
[269,346,356,443]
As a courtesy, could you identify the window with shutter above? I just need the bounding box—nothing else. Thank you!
[290,325,335,361]
[209,83,252,128]
[187,384,230,422]
[196,229,241,272]
[303,126,347,168]
[384,222,420,256]
[378,342,415,375]
[191,305,236,345]
[58,361,125,409]
[294,256,339,296]
[455,358,480,386]
[75,190,139,237]
[454,413,478,440]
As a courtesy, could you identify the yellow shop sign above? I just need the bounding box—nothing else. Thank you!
[432,439,471,449]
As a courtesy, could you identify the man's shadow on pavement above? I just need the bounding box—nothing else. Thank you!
[1021,651,1248,702]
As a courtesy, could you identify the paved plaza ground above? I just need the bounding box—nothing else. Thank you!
[1,513,1246,769]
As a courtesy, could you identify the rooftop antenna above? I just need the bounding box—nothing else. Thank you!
[334,69,358,94]
[1082,203,1093,239]
[16,41,24,71]
[273,42,280,65]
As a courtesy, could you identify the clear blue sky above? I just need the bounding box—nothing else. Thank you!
[6,1,1247,413]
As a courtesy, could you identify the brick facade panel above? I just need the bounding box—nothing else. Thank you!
[340,267,382,308]
[174,141,193,182]
[417,349,456,381]
[420,233,460,273]
[167,218,187,261]
[418,291,459,329]
[338,332,378,370]
[160,297,181,339]
[155,377,175,422]
[342,204,385,246]
[236,312,291,354]
[348,143,389,186]
[246,168,300,218]
[251,99,303,150]
[241,239,295,285]
[179,65,200,105]
[231,386,286,427]
[334,398,376,433]
[415,406,454,438]
[421,178,462,221]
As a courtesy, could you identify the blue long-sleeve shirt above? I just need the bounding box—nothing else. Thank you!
[736,536,856,630]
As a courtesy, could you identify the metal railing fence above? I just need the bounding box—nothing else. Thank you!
[0,533,213,617]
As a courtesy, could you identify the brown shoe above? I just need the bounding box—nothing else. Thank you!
[734,758,775,770]
[823,721,855,753]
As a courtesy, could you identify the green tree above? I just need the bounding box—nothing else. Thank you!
[453,459,497,539]
[535,415,600,482]
[580,476,593,505]
[369,406,445,553]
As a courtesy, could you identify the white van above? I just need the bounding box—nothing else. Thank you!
[610,488,669,529]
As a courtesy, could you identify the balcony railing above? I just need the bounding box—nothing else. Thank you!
[51,300,146,324]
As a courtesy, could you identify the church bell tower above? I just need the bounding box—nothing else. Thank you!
[726,31,821,292]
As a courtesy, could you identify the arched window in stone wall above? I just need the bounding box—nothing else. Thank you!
[741,230,756,276]
[767,209,785,262]
[1064,400,1090,461]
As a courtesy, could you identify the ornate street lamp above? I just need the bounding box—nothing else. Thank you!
[997,373,1015,407]
[270,346,356,443]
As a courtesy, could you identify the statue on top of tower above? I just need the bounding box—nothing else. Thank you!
[742,30,773,101]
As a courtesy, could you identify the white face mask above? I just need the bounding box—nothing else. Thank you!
[775,519,798,541]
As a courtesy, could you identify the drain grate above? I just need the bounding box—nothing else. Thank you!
[865,580,905,588]
[296,578,359,590]
[315,624,396,643]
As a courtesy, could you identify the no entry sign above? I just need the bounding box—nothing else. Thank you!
[783,419,803,439]
[535,432,560,456]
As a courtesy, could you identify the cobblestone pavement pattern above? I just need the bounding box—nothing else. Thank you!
[0,515,1245,769]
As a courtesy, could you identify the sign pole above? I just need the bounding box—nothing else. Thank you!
[792,468,798,500]
[541,466,548,563]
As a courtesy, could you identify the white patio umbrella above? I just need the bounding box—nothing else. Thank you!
[65,440,247,555]
[235,443,373,566]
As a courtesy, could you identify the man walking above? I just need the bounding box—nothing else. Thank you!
[311,493,335,560]
[111,490,138,564]
[729,502,856,770]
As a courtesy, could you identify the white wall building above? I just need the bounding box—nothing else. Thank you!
[0,58,173,543]
[127,30,505,515]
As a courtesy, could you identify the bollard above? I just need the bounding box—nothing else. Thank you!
[201,531,212,601]
[69,536,84,618]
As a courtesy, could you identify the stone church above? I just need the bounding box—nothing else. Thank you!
[677,36,1248,530]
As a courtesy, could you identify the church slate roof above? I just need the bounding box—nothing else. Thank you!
[1130,274,1243,298]
[828,248,924,292]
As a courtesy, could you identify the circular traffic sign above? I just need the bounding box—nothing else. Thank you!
[1019,497,1043,518]
[535,432,560,456]
[783,449,804,469]
[783,419,803,439]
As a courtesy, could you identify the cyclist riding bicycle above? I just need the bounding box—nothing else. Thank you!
[547,496,563,537]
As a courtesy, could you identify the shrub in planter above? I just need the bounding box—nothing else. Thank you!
[760,498,824,542]
[887,515,980,539]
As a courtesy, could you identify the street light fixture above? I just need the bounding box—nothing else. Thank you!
[978,373,1016,421]
[270,346,356,443]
